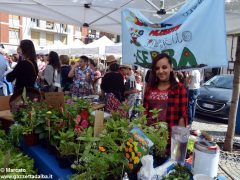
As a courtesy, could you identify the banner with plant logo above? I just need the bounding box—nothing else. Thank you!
[121,0,227,69]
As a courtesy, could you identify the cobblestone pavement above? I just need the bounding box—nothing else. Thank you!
[192,116,240,180]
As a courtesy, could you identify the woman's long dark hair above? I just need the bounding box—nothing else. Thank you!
[19,39,36,62]
[149,53,178,89]
[48,51,61,72]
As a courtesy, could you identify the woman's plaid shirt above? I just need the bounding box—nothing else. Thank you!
[144,83,188,133]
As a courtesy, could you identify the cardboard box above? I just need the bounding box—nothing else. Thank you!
[44,92,64,109]
[0,96,11,111]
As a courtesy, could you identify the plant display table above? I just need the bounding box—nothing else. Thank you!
[20,143,72,180]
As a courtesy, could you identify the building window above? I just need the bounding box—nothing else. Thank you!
[9,14,19,20]
[60,24,67,32]
[61,35,67,45]
[46,21,54,30]
[9,14,20,28]
[9,29,20,44]
[31,18,40,27]
[46,33,54,45]
[31,31,40,46]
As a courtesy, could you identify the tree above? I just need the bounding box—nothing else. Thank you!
[224,36,240,151]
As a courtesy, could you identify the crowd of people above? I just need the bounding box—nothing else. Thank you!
[0,39,204,135]
[0,39,145,118]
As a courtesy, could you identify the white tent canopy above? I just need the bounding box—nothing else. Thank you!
[105,42,122,55]
[85,36,114,55]
[68,39,85,48]
[0,0,239,35]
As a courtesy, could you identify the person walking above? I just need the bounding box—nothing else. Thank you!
[187,69,201,125]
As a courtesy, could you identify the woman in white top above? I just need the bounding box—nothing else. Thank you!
[39,51,61,92]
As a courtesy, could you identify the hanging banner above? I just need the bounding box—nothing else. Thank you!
[121,0,227,69]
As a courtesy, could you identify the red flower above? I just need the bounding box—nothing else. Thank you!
[81,120,88,129]
[74,124,81,134]
[80,110,88,120]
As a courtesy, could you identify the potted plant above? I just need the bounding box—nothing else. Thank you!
[14,104,40,146]
[131,106,169,167]
[57,142,78,168]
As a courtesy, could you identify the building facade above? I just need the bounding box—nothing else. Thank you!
[0,12,118,52]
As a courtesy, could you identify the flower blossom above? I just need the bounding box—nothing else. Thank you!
[81,120,88,129]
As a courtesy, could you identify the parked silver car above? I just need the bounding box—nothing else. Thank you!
[196,74,233,120]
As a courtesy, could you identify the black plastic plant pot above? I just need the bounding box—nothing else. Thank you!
[153,155,168,168]
[128,164,141,180]
[47,143,58,155]
[39,138,48,148]
[57,155,76,169]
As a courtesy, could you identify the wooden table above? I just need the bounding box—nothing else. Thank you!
[0,110,13,121]
[0,110,14,132]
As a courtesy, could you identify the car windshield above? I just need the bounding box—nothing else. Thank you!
[204,75,233,89]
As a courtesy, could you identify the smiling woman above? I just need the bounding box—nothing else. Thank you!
[143,53,188,151]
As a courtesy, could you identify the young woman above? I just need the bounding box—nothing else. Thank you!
[143,53,188,146]
[39,51,61,92]
[6,39,38,92]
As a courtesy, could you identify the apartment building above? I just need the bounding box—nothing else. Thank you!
[0,13,23,50]
[0,12,118,52]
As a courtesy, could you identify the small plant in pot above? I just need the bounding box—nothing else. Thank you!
[131,106,169,167]
[12,88,42,146]
[12,105,40,146]
[57,142,78,168]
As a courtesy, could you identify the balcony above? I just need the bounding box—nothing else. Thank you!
[46,21,54,30]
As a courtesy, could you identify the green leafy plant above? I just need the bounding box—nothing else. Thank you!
[143,122,168,156]
[149,108,162,121]
[70,105,169,179]
[0,129,36,176]
[58,142,78,157]
[54,130,75,144]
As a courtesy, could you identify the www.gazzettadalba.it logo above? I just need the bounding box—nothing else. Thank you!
[0,168,53,179]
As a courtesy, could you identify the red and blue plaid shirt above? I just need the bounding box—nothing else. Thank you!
[144,83,188,136]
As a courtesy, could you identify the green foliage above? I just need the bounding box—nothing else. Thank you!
[0,129,36,176]
[0,130,12,151]
[149,108,162,121]
[54,130,75,144]
[58,142,78,156]
[72,118,130,179]
[143,122,168,156]
[72,106,168,179]
[9,124,24,146]
[163,164,191,180]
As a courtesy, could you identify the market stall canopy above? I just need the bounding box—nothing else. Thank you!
[0,0,239,35]
[85,36,114,55]
[68,39,85,48]
[105,42,122,55]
